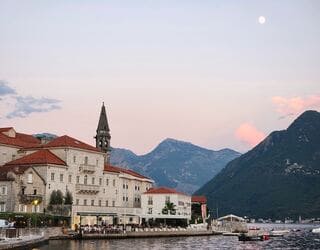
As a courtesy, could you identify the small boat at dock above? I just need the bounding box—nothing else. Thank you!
[269,229,290,237]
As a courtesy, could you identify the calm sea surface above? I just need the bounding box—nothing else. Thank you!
[35,224,320,250]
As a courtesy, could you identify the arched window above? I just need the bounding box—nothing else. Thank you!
[84,175,87,185]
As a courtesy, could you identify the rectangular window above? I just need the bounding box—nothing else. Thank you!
[106,179,109,186]
[73,155,76,163]
[113,179,116,187]
[91,200,94,206]
[84,156,88,165]
[148,207,152,214]
[27,173,33,184]
[112,201,115,207]
[106,200,108,207]
[126,197,128,201]
[60,174,64,182]
[84,199,87,206]
[68,175,72,183]
[76,176,80,184]
[1,186,7,195]
[92,177,95,185]
[0,204,6,212]
[123,196,125,201]
[126,184,128,189]
[148,196,153,205]
[51,173,55,181]
[99,200,101,206]
[76,199,79,205]
[123,184,125,189]
[99,178,102,185]
[165,196,170,203]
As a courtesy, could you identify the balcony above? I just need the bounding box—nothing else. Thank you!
[75,184,100,194]
[19,194,43,204]
[79,164,96,173]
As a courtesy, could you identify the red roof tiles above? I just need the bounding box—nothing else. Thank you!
[5,149,66,166]
[104,164,151,180]
[191,196,207,204]
[144,187,187,196]
[0,129,41,148]
[0,165,32,181]
[44,135,101,152]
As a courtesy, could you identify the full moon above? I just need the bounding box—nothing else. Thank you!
[258,16,266,24]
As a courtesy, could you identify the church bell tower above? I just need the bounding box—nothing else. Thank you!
[95,102,111,163]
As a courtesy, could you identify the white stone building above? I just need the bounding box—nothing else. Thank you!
[141,187,191,226]
[0,104,154,228]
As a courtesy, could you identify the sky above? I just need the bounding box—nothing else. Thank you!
[0,0,319,154]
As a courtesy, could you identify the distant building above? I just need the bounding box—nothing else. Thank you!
[141,187,191,226]
[191,196,207,223]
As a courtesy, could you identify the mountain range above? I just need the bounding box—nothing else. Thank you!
[110,138,241,194]
[195,110,320,219]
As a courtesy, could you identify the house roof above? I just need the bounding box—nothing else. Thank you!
[143,187,187,196]
[4,149,66,166]
[104,164,152,180]
[191,196,207,204]
[217,214,245,222]
[0,128,41,148]
[24,135,101,153]
[0,165,32,181]
[44,135,101,152]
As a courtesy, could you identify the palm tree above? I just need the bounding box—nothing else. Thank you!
[162,202,176,215]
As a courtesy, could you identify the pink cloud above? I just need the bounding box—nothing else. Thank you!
[272,95,320,118]
[235,123,265,147]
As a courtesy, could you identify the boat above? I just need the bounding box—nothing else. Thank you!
[238,233,269,241]
[312,228,320,233]
[269,229,290,237]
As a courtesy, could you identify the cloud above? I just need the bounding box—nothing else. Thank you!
[235,123,265,147]
[272,95,320,119]
[0,80,16,96]
[6,96,61,119]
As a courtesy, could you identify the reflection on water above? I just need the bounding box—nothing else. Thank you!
[34,224,320,250]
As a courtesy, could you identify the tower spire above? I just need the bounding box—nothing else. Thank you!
[95,102,111,163]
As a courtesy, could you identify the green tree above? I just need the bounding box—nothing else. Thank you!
[56,190,64,205]
[49,190,64,205]
[49,190,57,205]
[64,190,73,205]
[162,202,176,215]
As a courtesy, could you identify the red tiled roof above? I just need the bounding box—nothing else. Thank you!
[4,149,66,166]
[0,129,41,148]
[0,165,32,181]
[104,164,151,180]
[143,187,187,196]
[191,196,207,204]
[43,135,101,152]
[0,127,13,132]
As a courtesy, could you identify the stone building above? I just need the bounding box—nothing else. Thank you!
[0,103,154,228]
[141,187,192,226]
[0,163,46,213]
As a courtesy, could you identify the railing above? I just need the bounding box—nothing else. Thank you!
[73,205,142,215]
[19,194,43,204]
[80,164,96,173]
[75,184,100,194]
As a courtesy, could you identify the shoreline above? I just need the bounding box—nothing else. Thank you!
[0,236,48,250]
[50,230,215,240]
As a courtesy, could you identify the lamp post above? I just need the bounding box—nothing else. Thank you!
[32,199,39,230]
